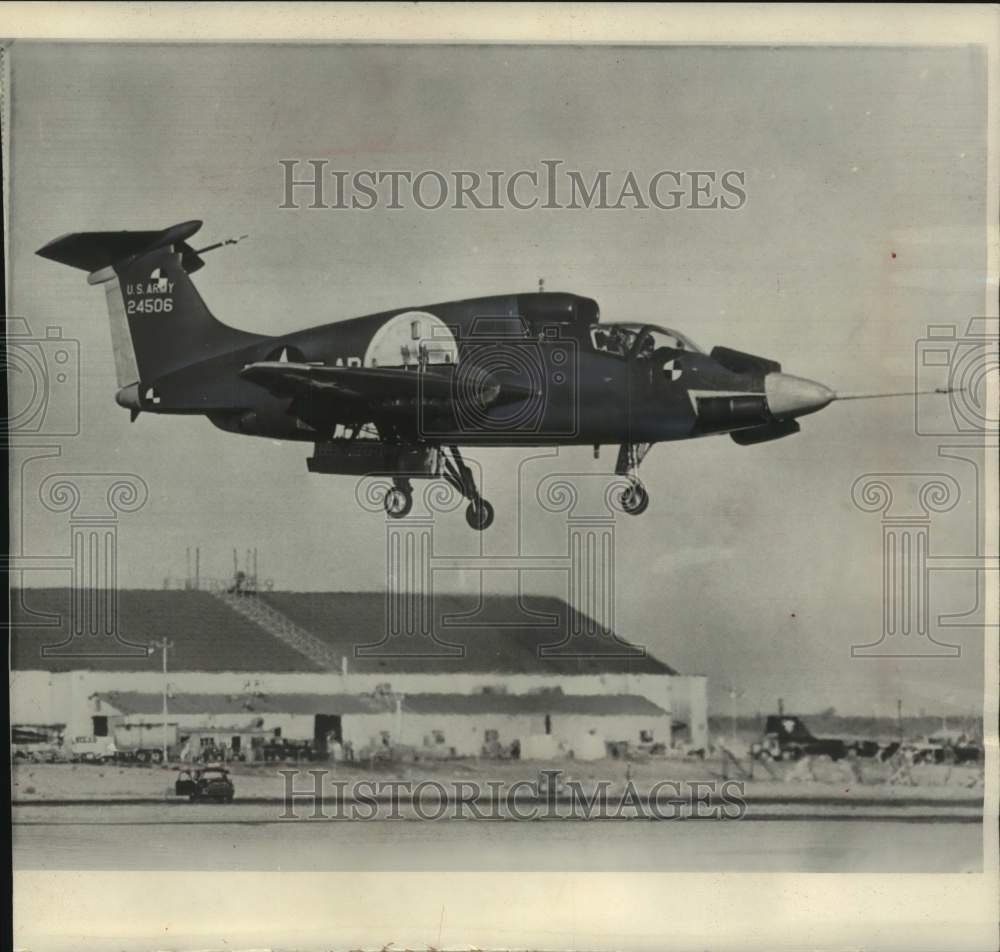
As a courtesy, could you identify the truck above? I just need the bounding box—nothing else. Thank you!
[69,734,117,763]
[111,724,179,764]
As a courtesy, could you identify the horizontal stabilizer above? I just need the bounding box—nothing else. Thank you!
[37,220,206,274]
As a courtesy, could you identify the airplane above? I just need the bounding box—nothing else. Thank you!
[37,220,956,530]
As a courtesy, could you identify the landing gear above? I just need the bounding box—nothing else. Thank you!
[443,445,494,532]
[615,442,653,517]
[383,478,413,519]
[465,499,495,531]
[374,448,494,530]
[619,480,649,516]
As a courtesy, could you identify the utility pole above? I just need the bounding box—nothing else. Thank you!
[896,698,903,741]
[724,684,745,745]
[149,638,174,764]
[395,692,405,747]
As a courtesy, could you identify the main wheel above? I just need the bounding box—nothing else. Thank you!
[619,481,649,516]
[465,499,495,531]
[384,486,413,519]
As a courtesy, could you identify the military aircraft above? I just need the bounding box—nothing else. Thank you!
[38,220,955,530]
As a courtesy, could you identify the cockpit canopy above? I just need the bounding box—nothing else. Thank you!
[590,323,705,358]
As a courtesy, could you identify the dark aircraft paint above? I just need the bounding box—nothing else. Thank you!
[38,220,894,528]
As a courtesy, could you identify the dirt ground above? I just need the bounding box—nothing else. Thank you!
[12,754,985,803]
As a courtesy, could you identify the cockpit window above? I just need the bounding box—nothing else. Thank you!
[590,324,636,357]
[590,323,704,357]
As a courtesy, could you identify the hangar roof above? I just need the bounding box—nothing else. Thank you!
[10,589,675,676]
[92,691,385,716]
[10,590,315,673]
[401,692,667,716]
[92,690,667,718]
[264,591,673,675]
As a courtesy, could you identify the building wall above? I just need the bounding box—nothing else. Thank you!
[113,711,318,742]
[344,710,671,759]
[396,712,541,757]
[9,671,65,726]
[12,667,703,748]
[77,703,673,761]
[551,712,671,750]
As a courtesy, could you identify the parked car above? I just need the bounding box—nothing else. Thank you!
[174,766,235,802]
[12,741,65,763]
[910,731,982,765]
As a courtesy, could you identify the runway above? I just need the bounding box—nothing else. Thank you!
[13,806,982,873]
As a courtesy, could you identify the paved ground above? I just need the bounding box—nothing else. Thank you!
[13,803,983,872]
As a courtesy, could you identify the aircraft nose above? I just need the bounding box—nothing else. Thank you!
[765,372,835,419]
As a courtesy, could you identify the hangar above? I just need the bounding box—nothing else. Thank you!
[90,688,671,762]
[10,587,707,756]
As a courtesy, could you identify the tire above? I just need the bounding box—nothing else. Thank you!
[619,482,649,516]
[465,499,495,531]
[384,487,413,519]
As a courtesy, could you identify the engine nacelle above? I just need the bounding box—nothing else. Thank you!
[730,419,801,445]
[207,407,317,441]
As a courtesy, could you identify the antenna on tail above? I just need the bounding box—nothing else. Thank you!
[195,234,249,256]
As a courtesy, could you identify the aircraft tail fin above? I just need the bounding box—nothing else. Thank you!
[765,715,815,741]
[37,220,256,387]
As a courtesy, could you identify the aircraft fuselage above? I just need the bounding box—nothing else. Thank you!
[138,291,814,448]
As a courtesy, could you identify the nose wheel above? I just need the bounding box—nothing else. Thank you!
[615,442,653,517]
[619,479,649,516]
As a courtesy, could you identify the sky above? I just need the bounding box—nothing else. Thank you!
[7,42,991,716]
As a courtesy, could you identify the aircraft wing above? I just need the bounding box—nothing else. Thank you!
[240,361,536,411]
